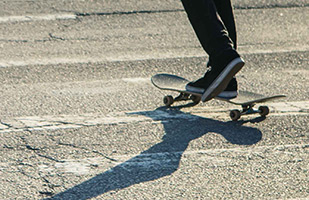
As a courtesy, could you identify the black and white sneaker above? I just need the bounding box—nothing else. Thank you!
[186,49,244,102]
[217,77,238,99]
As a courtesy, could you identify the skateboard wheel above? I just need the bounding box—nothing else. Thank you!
[230,109,241,121]
[258,106,269,117]
[163,95,174,107]
[191,95,201,104]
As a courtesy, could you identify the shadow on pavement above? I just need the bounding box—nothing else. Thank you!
[48,108,262,199]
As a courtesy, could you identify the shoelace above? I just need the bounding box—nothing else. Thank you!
[202,66,212,78]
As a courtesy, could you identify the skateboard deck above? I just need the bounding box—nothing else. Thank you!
[151,73,286,121]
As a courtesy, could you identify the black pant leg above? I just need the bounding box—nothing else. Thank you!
[181,0,234,59]
[213,0,237,49]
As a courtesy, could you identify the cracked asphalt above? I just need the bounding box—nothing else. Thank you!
[0,0,309,199]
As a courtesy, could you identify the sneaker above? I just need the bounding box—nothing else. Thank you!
[205,59,238,99]
[187,75,238,99]
[186,49,244,102]
[217,77,238,99]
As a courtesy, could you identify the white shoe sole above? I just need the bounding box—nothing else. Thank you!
[185,87,238,99]
[185,85,205,94]
[217,91,238,99]
[201,57,244,102]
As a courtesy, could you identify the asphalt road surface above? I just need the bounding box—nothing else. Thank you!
[0,0,309,199]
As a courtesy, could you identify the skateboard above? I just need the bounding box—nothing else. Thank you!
[151,73,286,121]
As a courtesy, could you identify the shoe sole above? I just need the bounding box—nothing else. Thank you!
[185,85,205,94]
[217,91,238,99]
[201,57,245,102]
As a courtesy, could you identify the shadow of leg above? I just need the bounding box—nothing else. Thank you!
[49,109,262,199]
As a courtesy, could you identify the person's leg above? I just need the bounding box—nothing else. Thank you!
[181,0,244,101]
[214,0,237,49]
[213,0,238,99]
[181,0,233,58]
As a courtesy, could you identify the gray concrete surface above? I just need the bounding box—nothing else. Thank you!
[0,0,308,199]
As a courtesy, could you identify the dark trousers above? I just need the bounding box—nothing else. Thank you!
[181,0,237,60]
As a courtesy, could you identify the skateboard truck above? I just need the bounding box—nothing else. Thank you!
[163,93,201,107]
[229,104,270,121]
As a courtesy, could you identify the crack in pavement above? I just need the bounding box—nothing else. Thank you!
[58,142,118,162]
[74,4,309,17]
[75,9,184,17]
[18,133,65,164]
[0,33,93,43]
[234,3,309,10]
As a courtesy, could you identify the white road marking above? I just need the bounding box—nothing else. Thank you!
[122,77,150,83]
[0,13,77,23]
[0,101,308,133]
[37,143,308,175]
